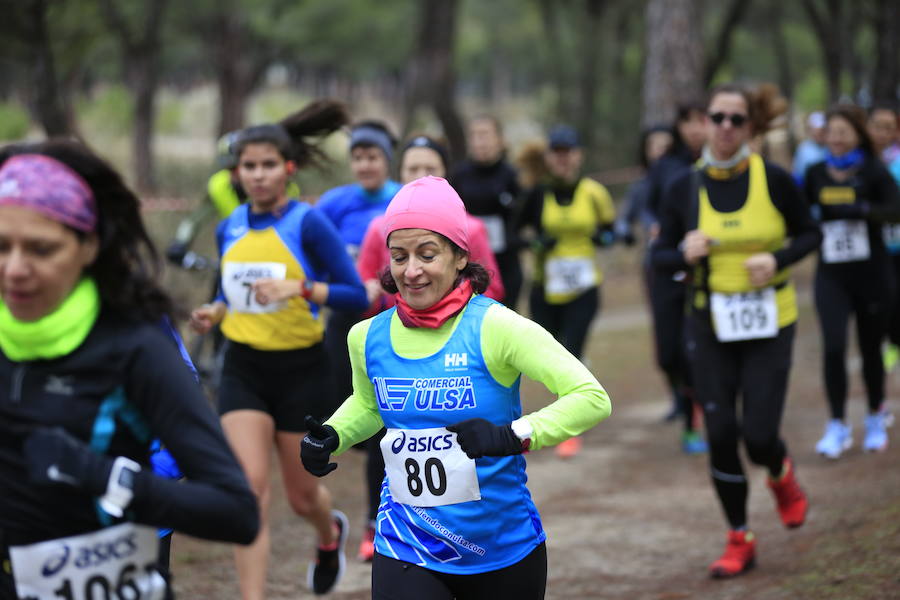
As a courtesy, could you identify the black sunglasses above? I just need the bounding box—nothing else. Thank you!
[709,112,748,127]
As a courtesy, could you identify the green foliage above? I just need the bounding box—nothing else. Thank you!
[0,101,31,141]
[77,85,133,135]
[155,95,184,135]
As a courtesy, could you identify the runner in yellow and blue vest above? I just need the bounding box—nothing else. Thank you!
[301,176,610,599]
[165,130,301,268]
[189,100,367,597]
[518,125,615,459]
[653,84,821,579]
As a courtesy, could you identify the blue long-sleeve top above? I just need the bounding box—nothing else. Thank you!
[317,181,402,251]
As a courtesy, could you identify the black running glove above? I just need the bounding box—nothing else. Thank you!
[165,241,189,266]
[301,416,340,476]
[445,418,523,459]
[23,427,112,495]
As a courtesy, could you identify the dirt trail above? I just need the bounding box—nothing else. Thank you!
[171,299,900,600]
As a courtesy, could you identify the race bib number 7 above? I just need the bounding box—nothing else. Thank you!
[381,427,481,508]
[222,261,287,313]
[710,288,778,342]
[10,523,166,600]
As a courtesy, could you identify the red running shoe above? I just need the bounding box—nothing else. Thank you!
[357,525,375,562]
[555,436,582,459]
[709,530,756,579]
[767,457,808,529]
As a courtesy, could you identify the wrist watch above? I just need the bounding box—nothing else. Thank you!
[99,457,141,518]
[300,279,315,299]
[510,418,533,451]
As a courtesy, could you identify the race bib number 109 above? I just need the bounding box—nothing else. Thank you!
[710,288,778,342]
[10,523,166,600]
[381,427,481,508]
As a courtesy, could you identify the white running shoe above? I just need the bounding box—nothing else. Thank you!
[863,412,889,453]
[815,420,852,459]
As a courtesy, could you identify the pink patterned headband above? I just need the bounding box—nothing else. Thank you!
[0,154,97,232]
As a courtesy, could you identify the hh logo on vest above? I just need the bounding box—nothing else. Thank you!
[444,353,468,370]
[373,376,477,411]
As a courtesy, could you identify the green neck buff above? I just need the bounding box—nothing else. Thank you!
[0,277,100,361]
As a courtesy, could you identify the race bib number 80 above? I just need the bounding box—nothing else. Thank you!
[381,427,481,508]
[711,288,778,342]
[222,261,287,313]
[10,523,166,600]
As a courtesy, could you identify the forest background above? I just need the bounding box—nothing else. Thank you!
[3,0,899,197]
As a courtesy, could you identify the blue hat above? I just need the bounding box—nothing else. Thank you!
[548,125,580,149]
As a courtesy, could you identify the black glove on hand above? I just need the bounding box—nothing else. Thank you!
[24,427,112,495]
[445,418,523,459]
[301,416,340,476]
[165,241,189,266]
[591,228,616,248]
[531,233,558,253]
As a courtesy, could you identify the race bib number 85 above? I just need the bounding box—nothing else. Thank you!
[821,219,870,263]
[381,427,481,508]
[10,523,166,600]
[222,261,287,313]
[711,288,778,342]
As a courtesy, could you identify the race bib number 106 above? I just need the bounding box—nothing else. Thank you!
[381,427,481,508]
[10,523,166,600]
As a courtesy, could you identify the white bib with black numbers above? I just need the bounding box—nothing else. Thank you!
[711,287,778,342]
[478,215,507,253]
[222,261,287,313]
[821,219,870,263]
[10,523,166,600]
[544,257,596,296]
[381,427,481,508]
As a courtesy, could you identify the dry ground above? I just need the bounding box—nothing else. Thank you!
[167,249,900,600]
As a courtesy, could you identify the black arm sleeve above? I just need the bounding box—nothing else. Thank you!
[516,186,545,236]
[765,165,823,269]
[125,328,259,544]
[867,162,900,223]
[651,173,691,272]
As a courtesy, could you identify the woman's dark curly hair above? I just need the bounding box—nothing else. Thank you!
[1,139,175,322]
[378,234,491,297]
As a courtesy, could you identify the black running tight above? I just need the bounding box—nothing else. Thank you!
[687,315,794,529]
[814,267,891,418]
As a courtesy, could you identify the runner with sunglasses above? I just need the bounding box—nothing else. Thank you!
[653,83,821,578]
[806,104,900,458]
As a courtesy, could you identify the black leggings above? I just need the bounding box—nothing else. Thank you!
[372,542,547,600]
[649,270,696,431]
[688,314,794,529]
[888,254,900,346]
[814,267,891,418]
[495,249,523,310]
[529,286,599,360]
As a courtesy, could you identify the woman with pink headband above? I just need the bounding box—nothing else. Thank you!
[301,176,611,598]
[0,140,258,599]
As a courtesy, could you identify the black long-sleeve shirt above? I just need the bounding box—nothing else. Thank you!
[652,159,822,274]
[804,156,900,278]
[0,310,258,546]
